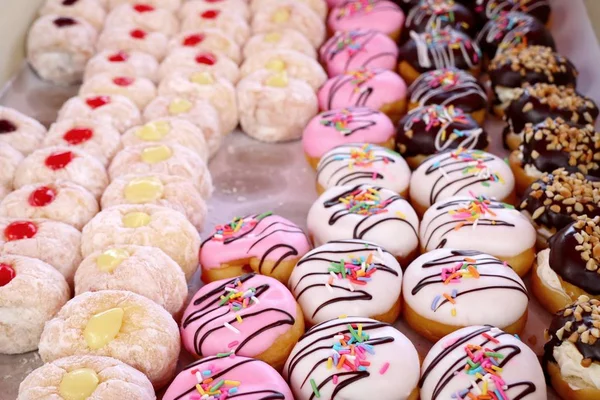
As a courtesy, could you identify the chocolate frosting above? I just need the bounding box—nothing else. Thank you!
[476,0,551,25]
[405,0,476,37]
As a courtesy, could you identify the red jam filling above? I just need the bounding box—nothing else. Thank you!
[0,264,15,287]
[28,186,56,207]
[196,53,217,65]
[113,77,134,86]
[4,221,38,242]
[63,128,93,145]
[45,151,75,170]
[130,29,147,39]
[201,10,220,19]
[86,96,110,109]
[184,34,205,46]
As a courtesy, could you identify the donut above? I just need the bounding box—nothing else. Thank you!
[79,74,157,109]
[407,68,488,125]
[289,239,403,325]
[158,48,240,83]
[403,249,528,342]
[303,107,396,170]
[489,46,578,116]
[508,118,600,195]
[101,174,208,230]
[420,194,536,276]
[244,30,316,60]
[317,68,408,124]
[307,184,420,264]
[180,273,304,370]
[420,325,547,399]
[163,356,293,400]
[39,0,107,30]
[57,94,142,134]
[284,317,420,400]
[396,105,489,168]
[18,355,155,400]
[84,50,159,83]
[252,0,327,20]
[39,290,180,389]
[104,4,179,37]
[543,295,600,400]
[199,212,311,284]
[328,0,405,42]
[96,27,169,61]
[316,143,411,196]
[237,71,318,143]
[169,29,242,64]
[14,147,108,199]
[0,218,82,285]
[81,204,201,280]
[27,15,97,85]
[393,0,420,12]
[475,0,551,25]
[108,0,182,11]
[0,143,22,201]
[0,106,46,155]
[320,30,399,78]
[179,0,250,21]
[74,245,187,316]
[181,7,250,45]
[405,0,476,37]
[0,181,99,230]
[409,148,516,216]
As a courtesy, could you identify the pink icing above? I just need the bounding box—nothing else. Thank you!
[162,355,293,400]
[328,0,405,37]
[302,107,395,158]
[317,68,407,112]
[199,213,311,270]
[180,273,298,359]
[320,29,399,77]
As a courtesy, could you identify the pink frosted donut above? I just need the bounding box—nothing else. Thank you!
[158,48,240,83]
[320,29,399,77]
[96,27,169,61]
[163,356,293,400]
[80,73,157,109]
[328,0,405,40]
[0,106,46,155]
[169,29,242,64]
[0,143,23,201]
[57,94,142,133]
[84,50,159,83]
[104,4,179,37]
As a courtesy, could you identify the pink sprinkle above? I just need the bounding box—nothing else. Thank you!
[379,362,390,375]
[372,172,377,180]
[190,396,200,400]
[228,341,239,348]
[333,375,339,384]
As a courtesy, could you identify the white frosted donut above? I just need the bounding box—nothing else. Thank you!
[0,181,99,230]
[252,0,327,20]
[81,204,201,280]
[0,143,23,201]
[109,143,213,198]
[97,27,168,61]
[178,0,250,21]
[38,290,180,389]
[158,71,238,133]
[284,317,420,400]
[14,147,108,199]
[104,4,179,37]
[240,49,326,91]
[158,48,240,83]
[420,325,547,399]
[243,30,316,60]
[0,106,46,155]
[80,73,157,109]
[18,355,155,400]
[84,50,159,83]
[101,174,208,230]
[307,184,420,262]
[75,245,187,316]
[27,15,97,85]
[289,239,403,325]
[143,96,222,157]
[108,0,182,11]
[43,118,122,167]
[237,70,318,143]
[39,0,107,30]
[180,8,250,45]
[0,218,82,285]
[169,29,241,64]
[316,143,411,195]
[0,254,70,355]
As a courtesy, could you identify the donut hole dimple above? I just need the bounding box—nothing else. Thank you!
[0,119,17,134]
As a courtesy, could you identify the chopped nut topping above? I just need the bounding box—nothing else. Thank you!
[521,83,595,111]
[490,46,571,82]
[553,295,600,356]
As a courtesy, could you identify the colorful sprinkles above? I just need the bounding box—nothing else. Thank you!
[338,187,392,216]
[218,277,260,335]
[449,193,514,230]
[345,68,376,93]
[337,0,376,18]
[189,364,241,400]
[212,212,272,241]
[434,148,505,187]
[327,250,382,291]
[321,108,355,135]
[430,256,482,316]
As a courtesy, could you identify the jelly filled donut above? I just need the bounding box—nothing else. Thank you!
[403,249,528,342]
[158,48,240,84]
[108,0,182,11]
[181,6,250,46]
[84,50,159,83]
[409,148,516,216]
[475,0,551,26]
[244,30,316,60]
[199,212,311,284]
[251,0,327,20]
[96,27,169,61]
[0,143,22,201]
[80,73,157,109]
[104,4,179,37]
[40,0,106,30]
[0,106,46,155]
[284,317,420,400]
[170,29,242,64]
[180,273,304,370]
[420,194,536,276]
[328,0,405,42]
[307,184,420,265]
[396,105,489,168]
[420,325,547,399]
[405,0,476,37]
[178,0,250,22]
[57,94,141,133]
[289,239,403,325]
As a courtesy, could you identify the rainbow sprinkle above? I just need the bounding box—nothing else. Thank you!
[449,193,513,226]
[345,68,376,93]
[325,324,385,379]
[425,69,461,89]
[212,212,272,241]
[430,256,482,316]
[335,31,364,56]
[450,148,504,186]
[422,29,481,62]
[337,0,375,18]
[327,250,381,290]
[190,364,241,400]
[219,277,259,311]
[322,109,354,135]
[338,187,391,216]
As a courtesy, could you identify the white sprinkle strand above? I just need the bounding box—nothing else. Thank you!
[224,322,240,334]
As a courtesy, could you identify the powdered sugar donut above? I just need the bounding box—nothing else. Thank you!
[251,0,327,20]
[0,143,22,201]
[101,174,208,230]
[14,147,108,199]
[97,27,168,61]
[181,9,250,45]
[80,74,157,109]
[84,50,159,83]
[43,118,122,167]
[170,29,241,64]
[252,1,324,48]
[143,96,222,157]
[18,355,155,400]
[158,48,240,83]
[39,0,106,30]
[104,4,179,37]
[0,254,70,354]
[0,107,45,155]
[284,317,420,400]
[243,30,316,60]
[39,290,180,389]
[181,273,304,370]
[27,15,97,85]
[328,0,405,41]
[159,71,238,133]
[179,0,250,21]
[307,184,420,264]
[109,143,212,197]
[0,181,99,230]
[81,205,201,280]
[75,245,187,316]
[240,49,326,91]
[237,71,317,143]
[108,0,182,11]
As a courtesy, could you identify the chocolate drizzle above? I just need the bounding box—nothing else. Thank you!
[318,108,379,136]
[320,30,397,73]
[405,0,476,36]
[323,70,389,110]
